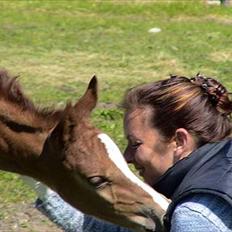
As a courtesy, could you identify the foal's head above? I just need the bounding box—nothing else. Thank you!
[40,76,169,232]
[0,70,168,232]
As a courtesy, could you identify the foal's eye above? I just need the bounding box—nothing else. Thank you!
[131,141,142,149]
[88,176,109,189]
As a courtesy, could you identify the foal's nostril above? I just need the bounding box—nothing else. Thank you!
[140,207,165,232]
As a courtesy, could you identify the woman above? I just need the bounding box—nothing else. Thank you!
[26,73,232,231]
[122,73,232,231]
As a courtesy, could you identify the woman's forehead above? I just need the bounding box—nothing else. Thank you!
[124,107,154,136]
[125,106,153,123]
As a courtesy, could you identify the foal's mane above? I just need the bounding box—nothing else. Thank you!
[0,70,63,128]
[0,70,36,111]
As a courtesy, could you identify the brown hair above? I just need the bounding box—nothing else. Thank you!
[123,74,232,146]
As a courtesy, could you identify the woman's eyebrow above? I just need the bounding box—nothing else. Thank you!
[126,134,135,140]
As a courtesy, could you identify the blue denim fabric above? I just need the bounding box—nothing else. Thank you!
[171,194,232,232]
[36,191,131,232]
[36,191,232,232]
[83,215,131,232]
[36,194,84,232]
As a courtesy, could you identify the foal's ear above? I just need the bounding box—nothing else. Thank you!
[74,75,98,118]
[41,76,98,161]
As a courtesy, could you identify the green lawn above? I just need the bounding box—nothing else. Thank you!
[0,0,232,205]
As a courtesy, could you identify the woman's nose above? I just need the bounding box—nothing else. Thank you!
[123,146,134,163]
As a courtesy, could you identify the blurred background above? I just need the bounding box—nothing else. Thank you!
[0,1,231,231]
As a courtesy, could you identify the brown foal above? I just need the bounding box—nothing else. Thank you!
[0,70,169,232]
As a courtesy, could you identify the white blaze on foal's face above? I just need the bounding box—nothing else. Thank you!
[98,133,169,211]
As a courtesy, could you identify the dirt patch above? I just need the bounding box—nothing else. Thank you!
[0,202,63,232]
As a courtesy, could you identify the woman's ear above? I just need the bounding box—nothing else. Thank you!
[174,128,195,161]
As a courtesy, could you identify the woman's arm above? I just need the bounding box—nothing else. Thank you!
[171,194,232,232]
[36,191,132,232]
[21,176,132,232]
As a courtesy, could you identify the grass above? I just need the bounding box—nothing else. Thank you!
[0,0,232,208]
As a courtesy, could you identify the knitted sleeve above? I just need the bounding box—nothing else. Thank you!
[170,194,232,232]
[36,191,132,232]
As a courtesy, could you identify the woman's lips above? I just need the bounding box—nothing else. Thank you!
[138,168,144,176]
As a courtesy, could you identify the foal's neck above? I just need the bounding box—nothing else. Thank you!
[0,101,62,179]
[0,71,65,187]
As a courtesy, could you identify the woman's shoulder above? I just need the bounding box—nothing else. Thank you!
[171,193,232,232]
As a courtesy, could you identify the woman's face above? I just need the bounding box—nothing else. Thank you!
[123,107,177,186]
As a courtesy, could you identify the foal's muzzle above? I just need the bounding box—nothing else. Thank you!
[136,207,165,232]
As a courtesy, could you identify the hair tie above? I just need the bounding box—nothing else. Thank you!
[190,73,227,105]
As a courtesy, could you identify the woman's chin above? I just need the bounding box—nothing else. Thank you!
[138,168,145,177]
[143,174,157,186]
